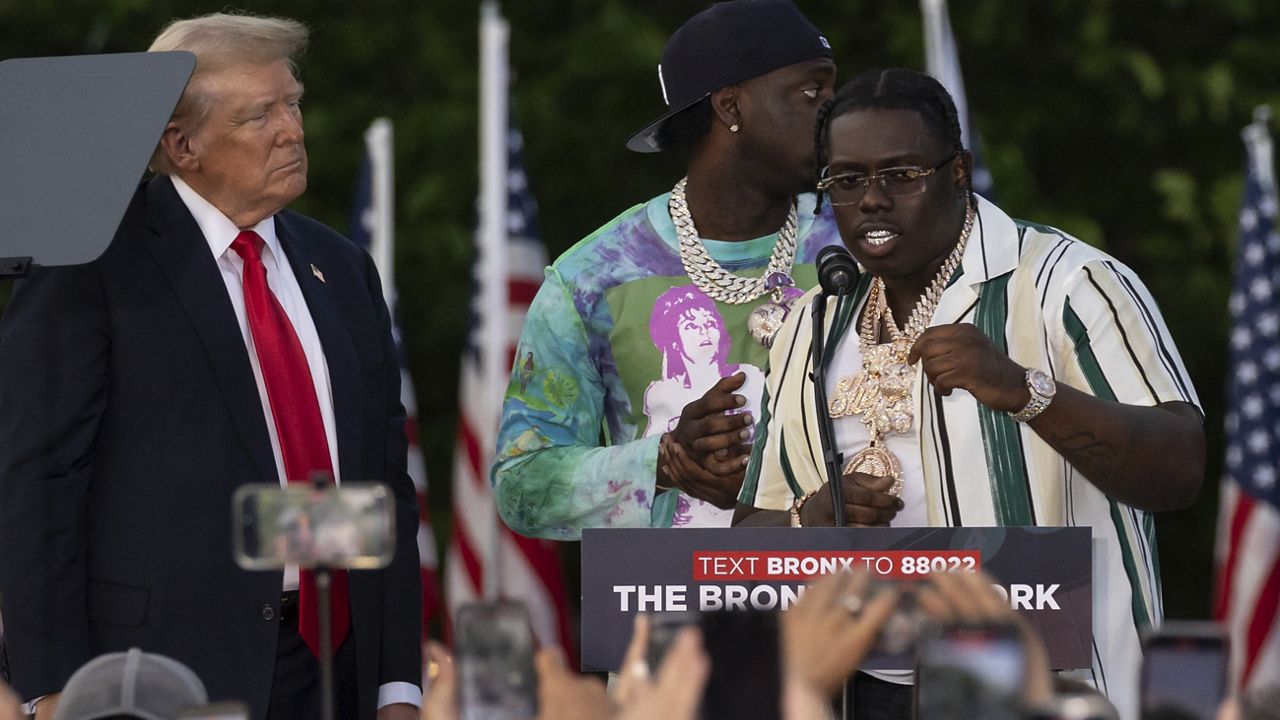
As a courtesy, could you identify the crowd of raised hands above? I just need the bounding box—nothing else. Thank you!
[4,568,1267,719]
[421,568,1058,720]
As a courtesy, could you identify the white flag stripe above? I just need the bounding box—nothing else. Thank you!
[507,311,530,348]
[498,538,561,648]
[508,241,547,282]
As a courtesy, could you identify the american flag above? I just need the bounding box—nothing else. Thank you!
[1214,107,1280,693]
[445,123,574,656]
[350,119,443,631]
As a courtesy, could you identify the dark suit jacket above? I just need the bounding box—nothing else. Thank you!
[0,176,422,719]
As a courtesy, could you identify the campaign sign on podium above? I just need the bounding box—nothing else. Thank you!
[581,526,1091,672]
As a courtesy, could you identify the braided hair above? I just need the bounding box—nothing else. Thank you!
[813,68,969,212]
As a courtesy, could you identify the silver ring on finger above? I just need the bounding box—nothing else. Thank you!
[841,594,864,617]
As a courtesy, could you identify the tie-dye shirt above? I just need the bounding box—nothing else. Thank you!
[491,191,841,540]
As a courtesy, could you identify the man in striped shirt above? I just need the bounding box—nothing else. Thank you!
[736,68,1205,719]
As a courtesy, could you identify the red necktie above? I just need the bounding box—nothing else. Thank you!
[232,230,350,658]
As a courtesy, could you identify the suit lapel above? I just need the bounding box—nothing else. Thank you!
[274,214,363,484]
[140,177,278,485]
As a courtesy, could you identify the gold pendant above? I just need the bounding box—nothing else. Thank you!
[843,444,904,497]
[828,372,872,418]
[829,374,855,418]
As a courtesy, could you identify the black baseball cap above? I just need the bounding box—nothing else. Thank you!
[626,0,832,153]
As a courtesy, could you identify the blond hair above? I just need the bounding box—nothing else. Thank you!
[148,13,308,174]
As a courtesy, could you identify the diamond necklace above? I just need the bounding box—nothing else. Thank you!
[669,177,798,305]
[669,177,802,347]
[826,202,976,497]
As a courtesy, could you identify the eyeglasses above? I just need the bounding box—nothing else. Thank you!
[817,149,960,206]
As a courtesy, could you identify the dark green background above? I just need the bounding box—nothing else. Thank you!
[4,0,1278,622]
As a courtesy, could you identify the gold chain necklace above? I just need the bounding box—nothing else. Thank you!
[827,203,975,496]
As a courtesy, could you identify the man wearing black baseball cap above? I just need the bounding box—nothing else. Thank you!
[494,1,841,538]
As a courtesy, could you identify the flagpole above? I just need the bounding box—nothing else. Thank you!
[364,118,395,299]
[479,0,510,602]
[1244,106,1274,191]
[920,0,994,196]
[921,0,971,150]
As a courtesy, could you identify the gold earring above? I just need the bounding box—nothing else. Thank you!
[729,123,740,133]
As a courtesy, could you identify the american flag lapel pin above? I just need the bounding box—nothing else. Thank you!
[311,264,325,283]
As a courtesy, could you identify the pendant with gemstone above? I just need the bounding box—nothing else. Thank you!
[747,273,803,348]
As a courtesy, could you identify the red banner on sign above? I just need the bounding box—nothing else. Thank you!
[690,550,981,581]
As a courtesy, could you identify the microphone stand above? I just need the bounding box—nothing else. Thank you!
[312,473,335,720]
[808,289,858,719]
[809,289,847,528]
[317,568,335,720]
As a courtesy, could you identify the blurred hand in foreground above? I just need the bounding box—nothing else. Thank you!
[534,647,610,720]
[0,682,22,720]
[915,569,1054,707]
[421,642,456,720]
[781,570,899,718]
[614,625,709,720]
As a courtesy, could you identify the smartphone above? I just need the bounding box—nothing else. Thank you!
[876,583,927,656]
[645,610,698,671]
[698,609,781,720]
[232,482,395,570]
[455,601,538,720]
[915,622,1025,720]
[1140,621,1228,720]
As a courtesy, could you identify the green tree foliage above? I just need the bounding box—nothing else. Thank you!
[3,0,1277,618]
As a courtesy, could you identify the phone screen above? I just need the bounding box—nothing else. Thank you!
[455,602,538,720]
[699,610,780,720]
[646,610,697,671]
[915,624,1024,720]
[1141,632,1227,720]
[232,482,395,570]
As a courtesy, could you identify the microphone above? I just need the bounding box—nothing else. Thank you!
[808,245,859,529]
[816,245,859,296]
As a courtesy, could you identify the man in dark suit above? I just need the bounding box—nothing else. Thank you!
[0,13,421,720]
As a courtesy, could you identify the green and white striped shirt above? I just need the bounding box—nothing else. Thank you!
[742,196,1200,719]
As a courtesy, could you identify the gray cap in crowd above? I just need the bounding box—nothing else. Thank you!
[54,648,208,720]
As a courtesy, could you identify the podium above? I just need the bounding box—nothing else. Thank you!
[580,526,1092,672]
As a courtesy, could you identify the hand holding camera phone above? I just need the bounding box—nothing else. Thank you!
[643,609,779,720]
[232,482,395,570]
[1140,621,1228,720]
[455,601,538,720]
[915,621,1026,720]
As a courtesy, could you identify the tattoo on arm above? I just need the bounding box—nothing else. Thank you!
[1050,431,1118,479]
